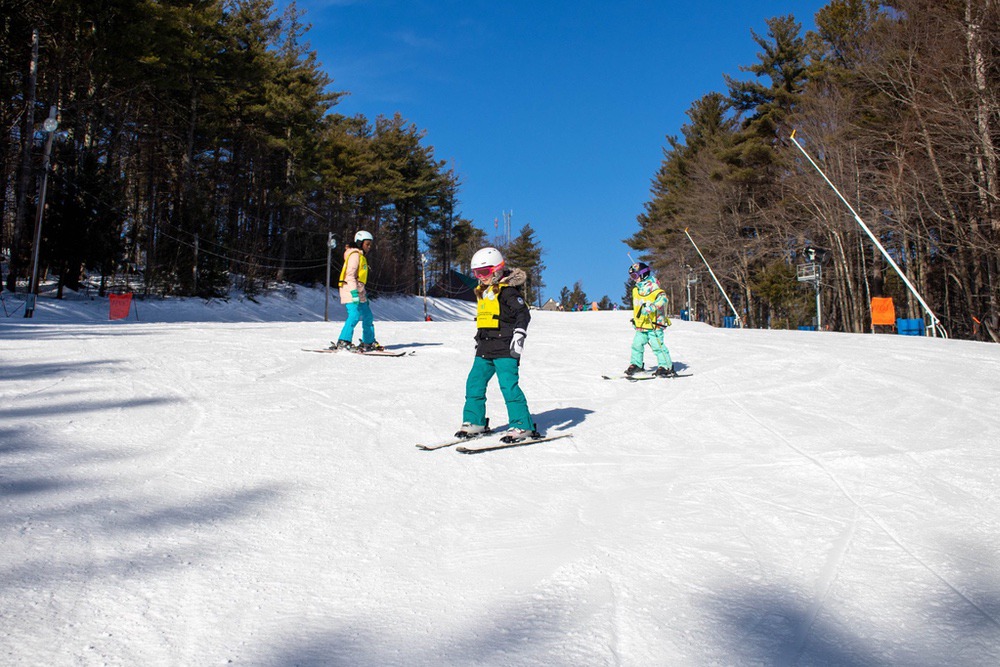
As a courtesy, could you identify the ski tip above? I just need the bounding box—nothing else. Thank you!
[354,349,412,357]
[456,432,573,454]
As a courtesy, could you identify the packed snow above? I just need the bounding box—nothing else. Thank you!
[2,286,1000,666]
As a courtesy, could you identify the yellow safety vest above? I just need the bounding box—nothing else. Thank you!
[338,249,368,286]
[632,286,664,330]
[475,282,508,329]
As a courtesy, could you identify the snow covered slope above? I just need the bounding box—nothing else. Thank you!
[2,291,999,666]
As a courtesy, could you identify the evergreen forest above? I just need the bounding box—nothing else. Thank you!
[3,0,999,343]
[632,0,1000,342]
[1,0,487,302]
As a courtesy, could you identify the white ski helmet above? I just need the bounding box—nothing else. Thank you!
[354,230,374,244]
[470,247,505,278]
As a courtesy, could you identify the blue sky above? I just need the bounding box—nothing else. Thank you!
[279,0,831,303]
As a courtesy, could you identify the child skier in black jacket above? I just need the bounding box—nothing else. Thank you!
[454,247,537,443]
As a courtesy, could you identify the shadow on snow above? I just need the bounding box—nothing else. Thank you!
[0,385,287,600]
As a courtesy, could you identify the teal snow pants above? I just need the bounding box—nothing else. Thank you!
[338,301,375,345]
[631,328,673,368]
[462,356,534,431]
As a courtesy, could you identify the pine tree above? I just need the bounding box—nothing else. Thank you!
[629,92,737,318]
[561,281,588,311]
[725,14,810,184]
[503,224,545,307]
[0,0,458,299]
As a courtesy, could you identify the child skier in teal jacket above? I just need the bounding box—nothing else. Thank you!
[625,262,676,378]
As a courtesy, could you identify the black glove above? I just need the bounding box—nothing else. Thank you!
[510,328,526,359]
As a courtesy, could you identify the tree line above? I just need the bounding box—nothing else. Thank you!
[1,0,504,301]
[630,0,1000,342]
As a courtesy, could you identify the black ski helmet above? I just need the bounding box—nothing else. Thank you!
[628,262,651,281]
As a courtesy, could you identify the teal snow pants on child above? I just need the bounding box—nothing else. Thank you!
[338,301,375,345]
[631,328,673,368]
[462,356,533,430]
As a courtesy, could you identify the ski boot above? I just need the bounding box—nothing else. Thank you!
[454,422,489,439]
[500,427,541,444]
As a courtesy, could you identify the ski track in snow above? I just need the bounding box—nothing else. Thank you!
[708,347,1000,659]
[3,291,1000,665]
[713,361,1000,644]
[781,503,861,666]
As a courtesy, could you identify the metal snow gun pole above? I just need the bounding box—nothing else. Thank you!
[797,246,828,330]
[683,227,742,328]
[789,130,947,338]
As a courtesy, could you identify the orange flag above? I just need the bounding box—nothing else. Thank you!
[870,297,896,326]
[109,293,133,320]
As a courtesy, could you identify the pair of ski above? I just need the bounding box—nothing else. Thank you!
[416,431,573,454]
[602,370,691,381]
[302,346,412,357]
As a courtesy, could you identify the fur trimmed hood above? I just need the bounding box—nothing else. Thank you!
[504,267,528,287]
[483,267,527,287]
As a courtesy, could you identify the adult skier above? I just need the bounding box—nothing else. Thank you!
[625,262,676,377]
[334,230,382,352]
[454,247,538,442]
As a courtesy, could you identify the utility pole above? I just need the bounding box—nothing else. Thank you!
[193,233,199,295]
[324,233,336,321]
[10,29,40,293]
[447,160,455,275]
[24,105,58,318]
[420,253,428,321]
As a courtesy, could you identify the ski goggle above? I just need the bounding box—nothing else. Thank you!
[629,267,650,281]
[472,264,501,280]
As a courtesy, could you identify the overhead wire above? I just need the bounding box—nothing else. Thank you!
[37,169,441,292]
[45,169,335,270]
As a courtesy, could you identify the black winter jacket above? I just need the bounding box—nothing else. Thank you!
[474,268,531,359]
